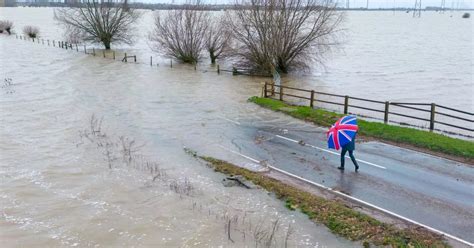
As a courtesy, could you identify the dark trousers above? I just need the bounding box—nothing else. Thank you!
[341,147,359,168]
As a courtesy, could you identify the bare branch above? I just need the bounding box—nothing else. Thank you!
[54,0,141,49]
[228,0,344,73]
[149,0,209,64]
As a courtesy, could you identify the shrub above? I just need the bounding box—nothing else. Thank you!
[23,25,40,38]
[0,20,14,35]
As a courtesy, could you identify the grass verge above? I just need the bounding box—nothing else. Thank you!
[249,96,474,161]
[200,156,448,247]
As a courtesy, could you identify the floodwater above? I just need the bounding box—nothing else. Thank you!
[1,7,472,111]
[0,7,472,247]
[0,31,356,246]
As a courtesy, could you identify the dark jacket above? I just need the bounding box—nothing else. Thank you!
[343,134,356,151]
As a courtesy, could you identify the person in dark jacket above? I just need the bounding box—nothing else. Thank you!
[337,133,359,172]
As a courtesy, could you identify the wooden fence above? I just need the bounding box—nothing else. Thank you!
[263,82,474,135]
[14,34,261,77]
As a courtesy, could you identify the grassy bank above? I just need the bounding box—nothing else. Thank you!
[200,156,448,247]
[249,96,474,161]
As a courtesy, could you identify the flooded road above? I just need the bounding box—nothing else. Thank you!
[1,7,473,247]
[0,39,357,247]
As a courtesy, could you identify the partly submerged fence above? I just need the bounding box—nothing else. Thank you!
[14,34,259,76]
[13,34,473,136]
[263,82,474,136]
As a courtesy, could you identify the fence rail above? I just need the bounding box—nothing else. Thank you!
[13,34,473,135]
[14,34,260,77]
[263,83,474,135]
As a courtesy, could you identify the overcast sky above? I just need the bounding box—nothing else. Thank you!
[133,0,473,8]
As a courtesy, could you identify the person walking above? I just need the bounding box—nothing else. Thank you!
[337,133,359,172]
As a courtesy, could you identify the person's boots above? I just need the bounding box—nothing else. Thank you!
[355,165,359,172]
[337,166,344,171]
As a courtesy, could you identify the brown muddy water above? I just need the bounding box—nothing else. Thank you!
[2,7,472,135]
[0,7,472,247]
[0,32,357,246]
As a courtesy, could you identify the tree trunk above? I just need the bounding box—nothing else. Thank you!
[103,41,111,50]
[210,50,216,64]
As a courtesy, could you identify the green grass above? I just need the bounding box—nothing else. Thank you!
[249,96,474,160]
[200,156,449,248]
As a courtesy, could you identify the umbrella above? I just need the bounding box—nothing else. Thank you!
[327,115,359,150]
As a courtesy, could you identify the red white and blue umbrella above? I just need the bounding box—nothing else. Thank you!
[327,115,359,150]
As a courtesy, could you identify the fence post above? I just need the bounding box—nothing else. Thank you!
[194,62,196,70]
[430,103,436,131]
[170,59,172,68]
[47,40,50,46]
[217,64,220,74]
[93,48,95,56]
[264,82,268,98]
[65,42,68,50]
[344,96,349,114]
[53,40,55,47]
[279,86,283,101]
[32,38,35,43]
[76,44,78,52]
[134,56,136,63]
[113,51,115,60]
[310,90,315,108]
[384,101,389,124]
[124,52,127,62]
[150,56,152,66]
[103,50,106,58]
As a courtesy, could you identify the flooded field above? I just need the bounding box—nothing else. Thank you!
[0,38,359,246]
[1,7,472,111]
[0,7,472,247]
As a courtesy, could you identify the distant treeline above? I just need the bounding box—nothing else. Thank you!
[9,1,474,11]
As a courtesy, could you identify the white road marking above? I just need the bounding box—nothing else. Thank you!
[275,135,387,170]
[217,145,259,163]
[216,146,474,247]
[218,116,241,125]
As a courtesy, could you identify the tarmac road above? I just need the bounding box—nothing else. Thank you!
[203,114,474,246]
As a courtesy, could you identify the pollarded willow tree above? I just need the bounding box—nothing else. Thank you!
[54,0,140,50]
[206,16,233,64]
[229,0,343,74]
[149,0,209,64]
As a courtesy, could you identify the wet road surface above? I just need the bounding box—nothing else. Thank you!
[196,113,474,245]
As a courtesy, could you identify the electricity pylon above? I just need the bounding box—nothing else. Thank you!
[413,0,422,17]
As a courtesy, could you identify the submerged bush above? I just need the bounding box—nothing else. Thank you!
[0,20,13,35]
[23,25,39,38]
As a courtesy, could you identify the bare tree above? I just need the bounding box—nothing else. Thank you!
[0,20,13,35]
[23,25,39,38]
[149,0,209,64]
[55,0,140,50]
[206,15,233,64]
[228,0,343,74]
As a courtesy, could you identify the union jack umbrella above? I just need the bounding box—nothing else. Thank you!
[327,115,359,150]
